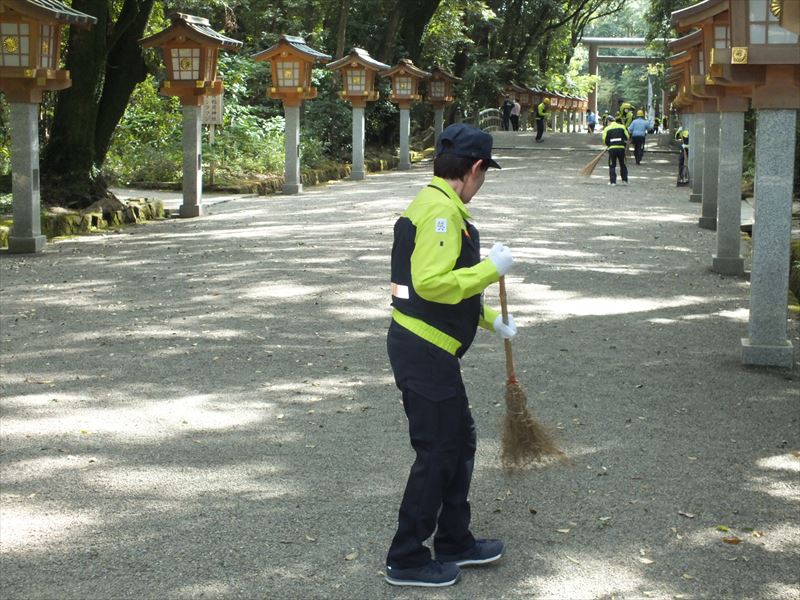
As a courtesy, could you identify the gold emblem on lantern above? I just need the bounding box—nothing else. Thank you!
[180,57,193,70]
[3,36,18,53]
[42,41,49,54]
[770,0,781,18]
[731,47,748,64]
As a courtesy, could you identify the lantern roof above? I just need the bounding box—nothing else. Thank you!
[668,29,704,54]
[430,65,460,82]
[252,34,332,63]
[327,47,389,71]
[140,13,242,51]
[671,0,728,32]
[0,0,97,27]
[381,58,430,79]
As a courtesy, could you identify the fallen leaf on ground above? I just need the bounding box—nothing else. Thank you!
[678,511,695,518]
[345,551,358,561]
[722,536,741,544]
[638,558,655,564]
[565,554,580,564]
[305,535,316,542]
[556,528,571,534]
[716,525,730,532]
[682,574,695,581]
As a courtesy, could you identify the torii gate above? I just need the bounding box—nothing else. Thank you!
[582,37,669,116]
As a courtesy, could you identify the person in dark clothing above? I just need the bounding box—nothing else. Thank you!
[535,98,551,142]
[602,116,630,185]
[385,123,516,588]
[500,96,514,131]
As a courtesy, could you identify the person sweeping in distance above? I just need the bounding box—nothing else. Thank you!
[535,97,551,142]
[602,115,630,185]
[384,123,516,588]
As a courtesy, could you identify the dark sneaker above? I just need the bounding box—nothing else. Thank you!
[385,561,460,587]
[436,539,504,566]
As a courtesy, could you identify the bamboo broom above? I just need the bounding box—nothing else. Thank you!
[579,148,607,177]
[499,276,565,472]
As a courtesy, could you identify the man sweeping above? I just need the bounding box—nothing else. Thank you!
[385,123,517,587]
[602,115,630,185]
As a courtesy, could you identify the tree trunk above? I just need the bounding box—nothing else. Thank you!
[396,0,443,64]
[334,0,350,59]
[378,1,404,63]
[41,0,154,209]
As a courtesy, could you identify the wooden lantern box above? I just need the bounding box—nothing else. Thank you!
[381,58,430,108]
[140,13,242,106]
[0,0,96,102]
[327,47,389,108]
[252,34,331,107]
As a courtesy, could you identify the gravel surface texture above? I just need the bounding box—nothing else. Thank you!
[1,131,798,600]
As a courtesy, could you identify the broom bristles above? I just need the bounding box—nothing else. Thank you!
[579,148,607,177]
[501,380,566,473]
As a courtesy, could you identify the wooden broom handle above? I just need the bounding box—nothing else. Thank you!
[498,275,516,383]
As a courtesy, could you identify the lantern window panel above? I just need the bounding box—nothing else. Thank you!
[394,76,412,96]
[346,69,366,93]
[1,22,30,68]
[430,80,445,98]
[749,0,798,44]
[714,25,729,48]
[171,47,200,80]
[39,24,54,69]
[205,48,214,80]
[276,60,300,87]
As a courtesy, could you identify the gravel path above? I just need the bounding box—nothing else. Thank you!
[1,131,798,600]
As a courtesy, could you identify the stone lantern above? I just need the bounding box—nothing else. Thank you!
[426,65,460,141]
[140,13,242,218]
[0,0,96,254]
[381,58,430,170]
[327,47,389,180]
[252,35,331,194]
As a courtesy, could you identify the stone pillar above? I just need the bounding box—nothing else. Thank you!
[399,107,411,170]
[698,111,720,230]
[712,110,745,275]
[180,105,203,218]
[551,112,557,133]
[690,112,705,203]
[433,107,444,143]
[8,103,46,254]
[351,106,366,180]
[283,104,302,194]
[741,109,797,368]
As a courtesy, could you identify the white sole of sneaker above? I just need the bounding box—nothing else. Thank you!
[384,574,460,587]
[454,552,503,567]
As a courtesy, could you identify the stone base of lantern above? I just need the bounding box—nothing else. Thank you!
[741,339,795,369]
[8,235,46,254]
[283,183,303,194]
[180,205,204,218]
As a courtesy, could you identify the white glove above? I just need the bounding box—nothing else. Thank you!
[488,242,514,276]
[493,314,517,340]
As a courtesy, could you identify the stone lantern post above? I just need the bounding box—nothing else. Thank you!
[252,35,331,194]
[381,59,430,170]
[327,48,389,180]
[140,13,242,218]
[0,0,96,253]
[426,66,460,142]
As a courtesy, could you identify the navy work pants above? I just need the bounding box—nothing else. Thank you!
[536,118,545,141]
[631,136,645,164]
[608,148,628,183]
[386,325,476,568]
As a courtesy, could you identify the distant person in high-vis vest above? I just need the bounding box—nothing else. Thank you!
[385,123,516,588]
[535,98,551,142]
[602,116,630,185]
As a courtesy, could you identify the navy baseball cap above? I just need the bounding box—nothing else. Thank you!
[435,123,501,169]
